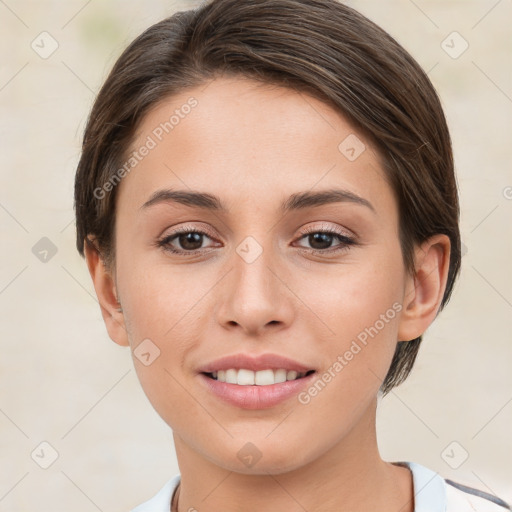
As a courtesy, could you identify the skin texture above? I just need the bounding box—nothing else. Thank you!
[85,76,450,512]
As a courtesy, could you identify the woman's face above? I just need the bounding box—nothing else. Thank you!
[111,76,412,473]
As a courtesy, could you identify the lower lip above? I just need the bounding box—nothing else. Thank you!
[198,372,316,410]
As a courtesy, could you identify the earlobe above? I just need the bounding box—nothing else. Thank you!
[83,236,130,347]
[397,234,451,342]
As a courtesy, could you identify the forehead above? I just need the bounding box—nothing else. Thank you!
[117,76,394,220]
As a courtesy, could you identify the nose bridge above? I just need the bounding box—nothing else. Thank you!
[233,233,278,303]
[217,231,292,334]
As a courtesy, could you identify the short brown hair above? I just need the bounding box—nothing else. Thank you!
[74,0,461,395]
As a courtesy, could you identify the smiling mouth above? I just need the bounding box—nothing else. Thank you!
[203,369,316,386]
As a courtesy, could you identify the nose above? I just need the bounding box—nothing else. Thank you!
[215,236,295,337]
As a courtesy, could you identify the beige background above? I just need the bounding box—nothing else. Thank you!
[0,0,511,510]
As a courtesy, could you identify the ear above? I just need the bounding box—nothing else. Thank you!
[397,234,451,342]
[84,236,130,347]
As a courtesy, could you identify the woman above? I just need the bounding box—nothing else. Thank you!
[74,0,510,510]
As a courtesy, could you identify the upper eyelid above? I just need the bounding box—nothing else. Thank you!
[162,223,355,240]
[299,222,355,237]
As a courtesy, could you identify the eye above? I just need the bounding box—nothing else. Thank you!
[156,226,217,255]
[155,223,357,257]
[295,224,356,255]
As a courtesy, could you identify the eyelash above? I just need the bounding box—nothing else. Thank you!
[156,224,357,257]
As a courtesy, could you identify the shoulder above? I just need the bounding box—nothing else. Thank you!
[445,478,511,512]
[397,461,510,512]
[128,468,512,512]
[130,474,181,512]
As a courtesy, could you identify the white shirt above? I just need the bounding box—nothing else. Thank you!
[131,461,510,511]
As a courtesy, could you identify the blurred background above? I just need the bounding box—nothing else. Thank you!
[0,0,511,510]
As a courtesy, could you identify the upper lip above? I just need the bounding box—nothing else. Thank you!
[198,353,315,373]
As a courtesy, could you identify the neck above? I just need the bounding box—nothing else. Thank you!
[172,398,413,512]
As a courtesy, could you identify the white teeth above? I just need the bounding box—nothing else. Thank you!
[237,369,255,385]
[210,368,310,385]
[255,369,275,385]
[274,369,287,383]
[226,369,237,384]
[287,370,298,381]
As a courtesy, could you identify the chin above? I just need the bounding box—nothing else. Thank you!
[204,435,317,476]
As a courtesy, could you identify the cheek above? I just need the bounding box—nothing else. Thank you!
[290,269,404,457]
[116,261,211,410]
[299,249,404,336]
[117,255,200,338]
[302,250,405,393]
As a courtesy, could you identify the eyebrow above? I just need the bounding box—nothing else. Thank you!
[140,187,376,214]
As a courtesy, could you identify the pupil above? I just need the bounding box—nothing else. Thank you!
[310,233,332,250]
[180,232,202,250]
